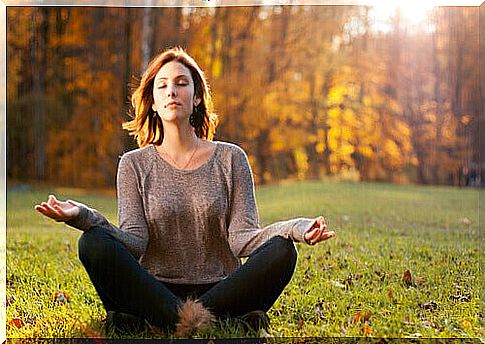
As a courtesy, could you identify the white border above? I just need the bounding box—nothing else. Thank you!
[1,0,483,6]
[1,1,482,343]
[1,1,7,342]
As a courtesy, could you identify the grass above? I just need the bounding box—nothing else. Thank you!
[5,180,483,339]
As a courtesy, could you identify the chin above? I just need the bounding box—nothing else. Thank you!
[161,114,188,124]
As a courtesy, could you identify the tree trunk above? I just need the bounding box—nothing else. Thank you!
[142,4,155,70]
[30,8,48,181]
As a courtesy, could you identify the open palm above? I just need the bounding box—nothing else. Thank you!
[34,195,80,222]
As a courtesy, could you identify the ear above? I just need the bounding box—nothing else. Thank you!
[152,103,157,112]
[194,96,201,107]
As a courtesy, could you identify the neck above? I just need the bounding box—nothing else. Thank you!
[160,121,198,153]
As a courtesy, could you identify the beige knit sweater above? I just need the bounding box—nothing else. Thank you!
[67,141,316,284]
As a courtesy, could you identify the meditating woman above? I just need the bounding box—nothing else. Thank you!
[35,47,335,336]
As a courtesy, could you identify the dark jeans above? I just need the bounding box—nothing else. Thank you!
[78,226,297,330]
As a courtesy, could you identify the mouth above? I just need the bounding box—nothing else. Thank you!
[165,102,181,108]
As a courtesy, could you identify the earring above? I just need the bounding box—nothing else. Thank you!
[189,105,198,127]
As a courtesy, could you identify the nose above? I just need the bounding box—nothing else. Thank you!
[166,82,177,98]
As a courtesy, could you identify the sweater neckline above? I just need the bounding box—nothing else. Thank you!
[151,141,219,174]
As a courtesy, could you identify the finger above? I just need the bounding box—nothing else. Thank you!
[309,219,319,231]
[316,216,324,226]
[306,227,321,241]
[304,229,317,244]
[34,204,47,213]
[43,202,63,218]
[53,204,64,214]
[35,205,60,220]
[309,228,325,245]
[317,231,336,242]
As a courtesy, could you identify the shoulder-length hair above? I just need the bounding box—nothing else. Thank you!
[123,47,218,147]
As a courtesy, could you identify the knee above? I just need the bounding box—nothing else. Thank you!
[270,236,297,266]
[78,226,111,265]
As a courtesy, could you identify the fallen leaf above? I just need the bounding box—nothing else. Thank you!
[340,324,347,334]
[354,311,362,323]
[77,324,104,337]
[387,290,395,301]
[8,318,24,329]
[410,333,422,338]
[53,290,71,305]
[362,323,373,336]
[402,269,414,286]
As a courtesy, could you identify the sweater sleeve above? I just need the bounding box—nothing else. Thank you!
[227,147,316,258]
[65,154,149,259]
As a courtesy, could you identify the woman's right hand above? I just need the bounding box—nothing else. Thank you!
[34,195,80,222]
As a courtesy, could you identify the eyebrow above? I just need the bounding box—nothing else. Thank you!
[155,75,190,83]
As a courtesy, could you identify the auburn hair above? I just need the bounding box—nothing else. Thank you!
[123,47,218,147]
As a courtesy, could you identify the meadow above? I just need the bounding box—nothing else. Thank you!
[5,180,483,340]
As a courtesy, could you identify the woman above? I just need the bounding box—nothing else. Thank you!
[35,47,336,336]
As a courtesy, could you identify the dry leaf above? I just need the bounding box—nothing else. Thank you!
[53,290,71,305]
[402,269,414,286]
[77,324,103,337]
[362,323,373,336]
[8,318,24,329]
[387,290,395,300]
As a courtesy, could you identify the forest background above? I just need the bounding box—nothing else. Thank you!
[6,4,484,188]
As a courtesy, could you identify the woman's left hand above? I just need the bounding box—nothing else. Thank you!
[304,216,336,245]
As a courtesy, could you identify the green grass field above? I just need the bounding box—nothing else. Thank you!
[6,180,483,339]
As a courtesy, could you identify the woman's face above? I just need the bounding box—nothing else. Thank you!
[152,60,201,124]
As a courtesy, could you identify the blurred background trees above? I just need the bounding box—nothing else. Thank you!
[7,5,482,187]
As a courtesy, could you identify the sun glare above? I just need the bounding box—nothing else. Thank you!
[369,0,437,32]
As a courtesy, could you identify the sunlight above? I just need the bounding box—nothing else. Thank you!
[367,0,482,33]
[369,0,436,32]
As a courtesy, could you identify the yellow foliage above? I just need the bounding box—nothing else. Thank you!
[328,107,340,119]
[316,141,326,154]
[293,147,309,180]
[342,108,356,123]
[327,85,347,105]
[358,146,374,158]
